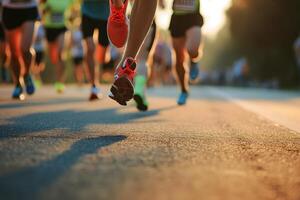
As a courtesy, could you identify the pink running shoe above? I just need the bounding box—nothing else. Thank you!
[107,0,129,48]
[109,57,136,105]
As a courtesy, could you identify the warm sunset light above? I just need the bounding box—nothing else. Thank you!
[156,0,232,38]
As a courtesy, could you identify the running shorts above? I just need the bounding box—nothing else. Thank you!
[0,23,5,41]
[81,14,109,47]
[44,27,67,42]
[35,51,44,65]
[2,6,39,30]
[169,12,204,38]
[73,56,83,65]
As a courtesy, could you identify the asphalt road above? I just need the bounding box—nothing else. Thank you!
[0,85,299,200]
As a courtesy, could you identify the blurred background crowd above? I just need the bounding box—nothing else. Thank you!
[0,0,299,89]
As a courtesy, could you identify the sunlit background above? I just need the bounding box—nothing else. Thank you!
[156,0,232,38]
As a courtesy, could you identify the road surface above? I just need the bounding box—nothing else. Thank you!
[0,85,300,200]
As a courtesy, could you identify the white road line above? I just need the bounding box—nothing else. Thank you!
[209,87,300,134]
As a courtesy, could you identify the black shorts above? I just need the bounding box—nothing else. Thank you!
[169,12,204,38]
[81,14,109,47]
[35,51,44,65]
[0,23,5,41]
[44,27,67,42]
[2,6,39,30]
[146,21,157,52]
[73,57,83,65]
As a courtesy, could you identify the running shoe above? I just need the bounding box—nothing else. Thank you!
[89,85,100,101]
[133,75,148,111]
[12,84,25,100]
[24,74,35,95]
[34,79,42,89]
[189,61,199,82]
[177,92,188,105]
[54,82,65,94]
[109,57,136,105]
[107,0,129,48]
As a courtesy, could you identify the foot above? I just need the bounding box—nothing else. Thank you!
[89,86,100,101]
[177,92,188,105]
[107,0,129,48]
[133,94,148,111]
[24,74,35,95]
[54,82,65,94]
[109,57,136,105]
[134,75,148,111]
[12,84,25,100]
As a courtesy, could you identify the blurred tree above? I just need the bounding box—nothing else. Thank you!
[202,22,240,71]
[227,0,300,87]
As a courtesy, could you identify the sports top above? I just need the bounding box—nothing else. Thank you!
[42,0,74,28]
[172,0,200,14]
[81,0,109,20]
[2,0,37,8]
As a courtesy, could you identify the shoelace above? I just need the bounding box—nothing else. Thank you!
[111,7,125,24]
[119,67,135,79]
[115,60,136,80]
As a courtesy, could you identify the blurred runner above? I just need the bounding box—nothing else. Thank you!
[133,21,156,111]
[107,0,158,106]
[32,22,45,88]
[80,0,110,101]
[294,34,300,70]
[2,0,39,99]
[150,40,174,86]
[129,0,158,111]
[0,1,9,84]
[169,0,204,105]
[70,26,85,86]
[41,0,75,93]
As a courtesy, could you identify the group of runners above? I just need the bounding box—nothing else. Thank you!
[0,0,204,112]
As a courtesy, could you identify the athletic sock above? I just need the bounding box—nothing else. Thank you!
[134,75,147,95]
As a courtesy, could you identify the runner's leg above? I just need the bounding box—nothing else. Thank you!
[186,26,202,61]
[172,37,188,93]
[84,37,96,85]
[6,29,22,85]
[20,21,35,76]
[120,0,157,64]
[109,0,158,105]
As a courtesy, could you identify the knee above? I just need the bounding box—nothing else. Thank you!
[187,47,199,59]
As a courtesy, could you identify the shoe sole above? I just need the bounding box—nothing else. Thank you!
[133,94,148,111]
[12,94,25,101]
[26,87,35,95]
[177,101,186,106]
[109,76,134,106]
[89,93,99,101]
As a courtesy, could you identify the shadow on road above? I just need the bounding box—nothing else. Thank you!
[0,97,86,109]
[0,135,126,200]
[148,86,300,101]
[0,106,175,139]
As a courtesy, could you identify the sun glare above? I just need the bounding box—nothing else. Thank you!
[156,0,232,38]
